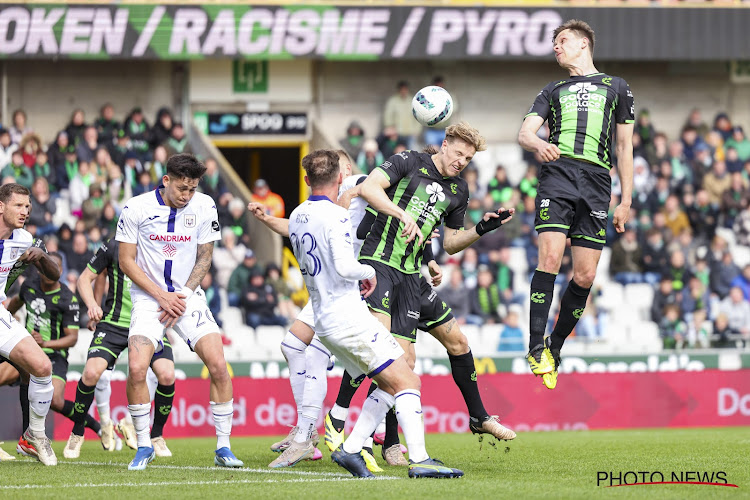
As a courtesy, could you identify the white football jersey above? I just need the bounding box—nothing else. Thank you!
[115,188,221,305]
[0,228,33,302]
[289,195,375,335]
[339,174,368,256]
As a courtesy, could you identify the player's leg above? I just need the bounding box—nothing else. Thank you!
[7,336,56,465]
[149,341,176,457]
[0,359,19,385]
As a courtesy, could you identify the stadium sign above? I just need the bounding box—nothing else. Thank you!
[1,5,750,60]
[194,111,308,135]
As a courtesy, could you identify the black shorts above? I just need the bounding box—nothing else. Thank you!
[88,323,174,370]
[363,260,421,343]
[417,277,454,334]
[48,351,69,383]
[535,157,611,250]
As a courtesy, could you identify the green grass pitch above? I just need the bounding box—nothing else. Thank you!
[1,428,748,499]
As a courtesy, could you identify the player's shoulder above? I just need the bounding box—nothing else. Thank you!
[341,174,366,191]
[542,78,570,92]
[122,190,155,213]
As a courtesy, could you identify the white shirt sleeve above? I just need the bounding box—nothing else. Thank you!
[115,204,140,244]
[329,218,375,281]
[198,201,222,245]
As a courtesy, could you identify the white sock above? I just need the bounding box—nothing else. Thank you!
[95,370,112,425]
[211,400,233,450]
[364,436,374,449]
[394,390,428,463]
[330,403,349,422]
[375,419,386,436]
[127,403,152,448]
[342,389,393,455]
[146,368,158,402]
[28,375,53,433]
[281,331,308,414]
[294,414,317,444]
[297,338,329,431]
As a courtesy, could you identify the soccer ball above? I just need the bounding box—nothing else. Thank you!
[411,86,454,127]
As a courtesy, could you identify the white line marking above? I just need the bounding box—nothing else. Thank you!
[0,477,398,490]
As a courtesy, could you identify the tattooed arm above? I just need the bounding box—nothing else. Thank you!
[20,247,61,281]
[184,242,214,292]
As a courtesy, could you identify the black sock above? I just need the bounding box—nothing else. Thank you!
[448,351,488,421]
[151,383,175,438]
[20,383,29,432]
[550,279,591,351]
[529,270,557,349]
[72,380,96,436]
[60,399,100,434]
[366,381,378,397]
[61,400,75,418]
[84,413,101,434]
[335,371,362,408]
[383,408,399,448]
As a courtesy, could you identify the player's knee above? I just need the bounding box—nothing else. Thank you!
[156,369,175,386]
[30,357,52,378]
[573,271,596,289]
[207,360,230,384]
[445,332,470,356]
[539,252,563,273]
[82,365,104,386]
[127,363,149,385]
[404,370,421,392]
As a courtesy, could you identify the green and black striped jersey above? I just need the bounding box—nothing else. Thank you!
[525,73,635,169]
[87,239,132,330]
[359,151,468,274]
[20,276,79,357]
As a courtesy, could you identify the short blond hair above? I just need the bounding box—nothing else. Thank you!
[445,122,487,152]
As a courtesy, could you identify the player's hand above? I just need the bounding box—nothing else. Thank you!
[31,330,44,346]
[613,204,630,233]
[18,247,46,263]
[399,212,423,247]
[360,276,377,298]
[156,292,187,327]
[536,143,561,163]
[428,228,440,243]
[427,260,443,287]
[247,202,268,221]
[87,304,104,323]
[86,318,99,331]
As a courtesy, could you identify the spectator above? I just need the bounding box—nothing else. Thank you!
[705,130,726,162]
[659,303,686,350]
[123,151,148,190]
[216,192,235,229]
[339,120,365,162]
[240,269,288,329]
[680,125,707,163]
[376,126,408,159]
[687,189,718,243]
[98,202,118,239]
[730,264,750,301]
[32,150,57,192]
[19,133,42,168]
[201,272,223,329]
[383,80,421,148]
[462,167,485,199]
[702,160,731,205]
[109,128,132,167]
[487,165,513,205]
[212,228,247,290]
[720,172,749,228]
[712,313,734,347]
[636,109,656,147]
[150,107,173,149]
[710,250,741,299]
[65,109,87,146]
[690,143,713,189]
[265,263,298,322]
[76,125,100,163]
[519,165,539,199]
[632,156,654,210]
[0,128,17,170]
[147,145,168,182]
[1,150,34,189]
[29,177,57,236]
[468,266,502,325]
[82,184,108,230]
[227,197,251,245]
[683,108,709,138]
[57,223,74,257]
[87,226,104,254]
[725,146,744,174]
[44,234,68,278]
[227,249,260,307]
[610,227,644,285]
[681,276,710,318]
[713,112,733,142]
[647,132,669,169]
[497,306,524,352]
[106,164,131,210]
[164,123,191,157]
[47,131,69,178]
[651,275,679,323]
[686,309,711,348]
[356,139,384,174]
[735,207,750,247]
[123,107,150,160]
[668,140,690,185]
[133,170,156,196]
[68,162,95,216]
[9,109,32,145]
[66,232,94,274]
[718,287,750,339]
[667,249,692,292]
[94,103,120,145]
[725,127,750,162]
[492,247,517,305]
[441,267,471,324]
[251,179,284,218]
[199,157,227,201]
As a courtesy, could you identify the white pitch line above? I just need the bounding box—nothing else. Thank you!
[0,476,399,490]
[58,460,357,477]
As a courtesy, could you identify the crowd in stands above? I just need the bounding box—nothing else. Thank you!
[0,104,295,335]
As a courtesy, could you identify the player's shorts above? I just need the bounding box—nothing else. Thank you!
[297,301,314,329]
[0,304,31,359]
[131,288,218,352]
[88,322,173,369]
[535,157,611,251]
[417,277,454,335]
[316,314,404,383]
[363,260,421,343]
[47,351,69,383]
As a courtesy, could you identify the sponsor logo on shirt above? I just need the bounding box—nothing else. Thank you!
[149,234,192,242]
[211,220,220,232]
[163,244,177,258]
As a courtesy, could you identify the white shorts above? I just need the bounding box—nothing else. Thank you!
[297,301,314,329]
[316,315,403,382]
[0,303,31,359]
[130,288,218,352]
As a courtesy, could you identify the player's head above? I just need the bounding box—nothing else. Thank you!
[0,183,30,229]
[163,153,207,209]
[552,20,595,66]
[336,149,353,178]
[41,252,63,286]
[436,122,486,177]
[302,150,341,191]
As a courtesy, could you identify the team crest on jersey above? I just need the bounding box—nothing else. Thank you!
[9,247,20,260]
[184,215,196,228]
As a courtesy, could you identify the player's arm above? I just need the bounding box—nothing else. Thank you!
[77,265,104,326]
[247,202,290,237]
[518,86,560,163]
[19,247,60,281]
[36,326,78,350]
[329,220,377,297]
[337,185,360,210]
[442,208,514,254]
[359,169,422,246]
[6,295,23,315]
[422,237,442,287]
[613,79,636,234]
[184,242,213,292]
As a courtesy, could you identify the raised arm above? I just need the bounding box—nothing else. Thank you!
[359,170,422,246]
[248,202,290,237]
[19,247,60,281]
[184,242,214,292]
[443,209,515,255]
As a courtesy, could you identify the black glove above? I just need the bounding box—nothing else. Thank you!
[475,210,512,236]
